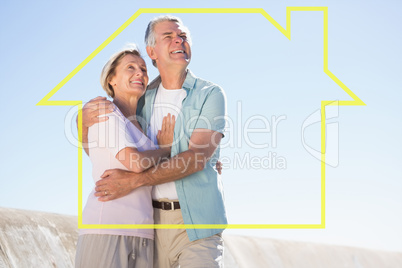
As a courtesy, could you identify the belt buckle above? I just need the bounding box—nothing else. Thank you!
[162,201,175,210]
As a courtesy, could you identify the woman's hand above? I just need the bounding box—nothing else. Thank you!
[157,113,176,150]
[95,169,144,201]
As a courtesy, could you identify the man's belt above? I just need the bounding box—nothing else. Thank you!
[152,200,181,210]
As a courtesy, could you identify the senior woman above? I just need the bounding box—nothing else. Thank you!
[75,45,174,268]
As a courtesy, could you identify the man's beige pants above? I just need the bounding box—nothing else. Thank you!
[153,202,223,268]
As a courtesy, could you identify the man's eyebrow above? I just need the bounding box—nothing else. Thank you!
[162,31,187,36]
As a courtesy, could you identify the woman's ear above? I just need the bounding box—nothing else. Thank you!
[108,78,116,88]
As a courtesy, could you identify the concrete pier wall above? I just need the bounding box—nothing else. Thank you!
[1,207,401,268]
[0,207,78,268]
[224,235,402,268]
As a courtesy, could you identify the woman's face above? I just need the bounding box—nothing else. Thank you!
[109,54,149,98]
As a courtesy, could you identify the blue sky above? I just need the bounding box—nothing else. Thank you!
[1,0,401,252]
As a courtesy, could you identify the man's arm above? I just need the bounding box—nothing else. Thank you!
[78,96,114,156]
[95,129,222,201]
[144,128,222,184]
[95,85,226,201]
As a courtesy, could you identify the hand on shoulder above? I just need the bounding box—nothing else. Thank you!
[81,96,115,128]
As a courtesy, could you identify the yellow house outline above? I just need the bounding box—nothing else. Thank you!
[37,7,365,229]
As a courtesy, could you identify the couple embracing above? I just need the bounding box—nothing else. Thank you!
[75,15,227,268]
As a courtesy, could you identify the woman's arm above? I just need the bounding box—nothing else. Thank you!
[115,147,170,173]
[115,114,175,173]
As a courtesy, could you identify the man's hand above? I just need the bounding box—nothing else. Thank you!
[82,96,114,128]
[80,96,114,156]
[216,160,222,175]
[94,169,144,201]
[94,129,224,202]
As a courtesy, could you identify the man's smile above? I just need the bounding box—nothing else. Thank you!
[171,50,185,54]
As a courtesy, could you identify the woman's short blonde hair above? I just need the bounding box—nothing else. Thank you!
[100,44,142,98]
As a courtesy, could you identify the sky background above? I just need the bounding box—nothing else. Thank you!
[1,0,401,252]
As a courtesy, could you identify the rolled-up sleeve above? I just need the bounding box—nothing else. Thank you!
[194,86,227,136]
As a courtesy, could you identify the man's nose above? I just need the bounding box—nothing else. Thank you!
[173,35,184,44]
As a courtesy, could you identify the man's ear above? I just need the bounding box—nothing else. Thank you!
[146,46,157,60]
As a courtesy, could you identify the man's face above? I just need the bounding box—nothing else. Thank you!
[147,20,191,70]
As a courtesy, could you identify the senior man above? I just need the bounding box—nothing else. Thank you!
[82,15,227,267]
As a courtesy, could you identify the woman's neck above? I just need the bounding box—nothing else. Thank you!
[112,95,138,123]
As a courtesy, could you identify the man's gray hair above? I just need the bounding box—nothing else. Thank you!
[144,15,192,67]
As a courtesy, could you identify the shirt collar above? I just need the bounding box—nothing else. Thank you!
[182,69,196,90]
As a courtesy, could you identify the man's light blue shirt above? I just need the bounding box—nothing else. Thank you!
[137,70,227,241]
